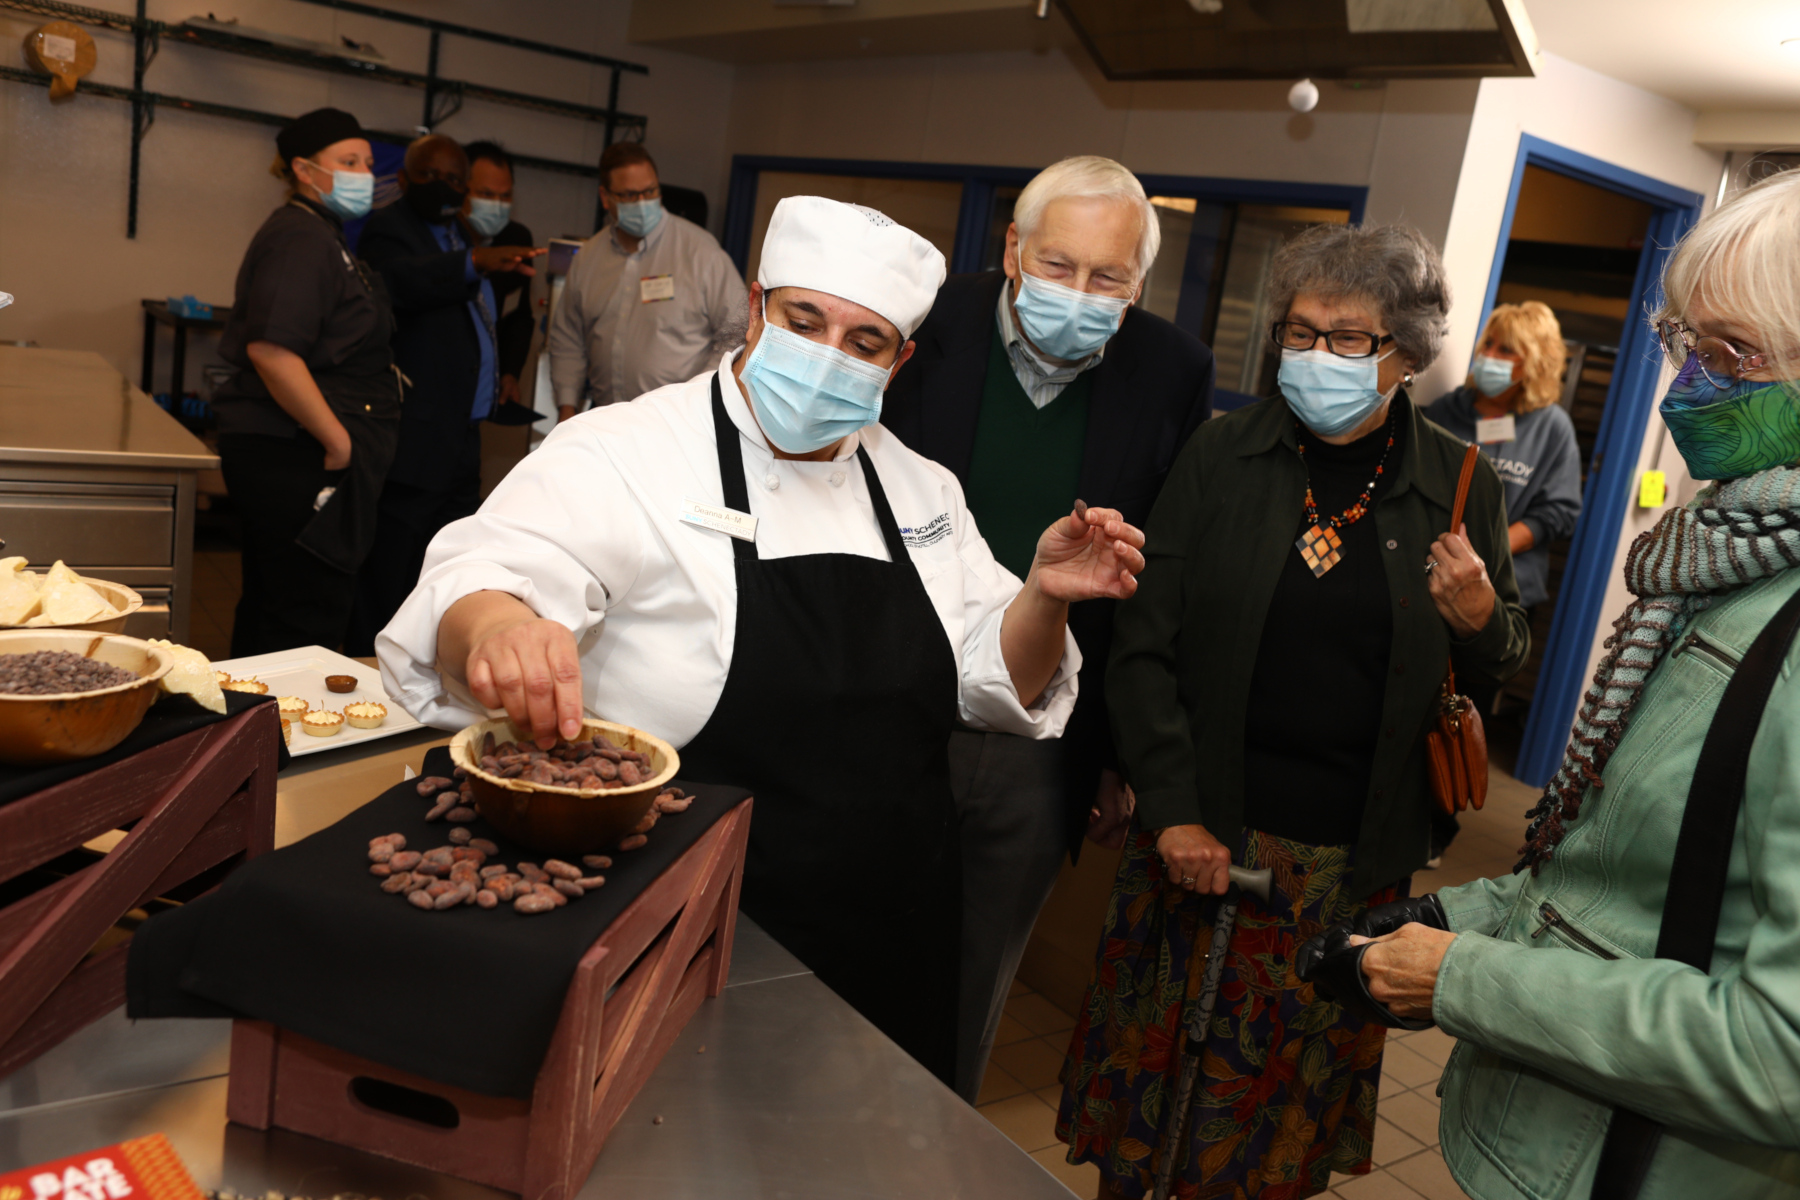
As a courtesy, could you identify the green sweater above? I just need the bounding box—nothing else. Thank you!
[1107,393,1531,896]
[963,329,1093,580]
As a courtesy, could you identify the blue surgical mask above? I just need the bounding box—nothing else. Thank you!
[741,300,893,454]
[615,198,663,239]
[307,164,373,220]
[1279,346,1398,438]
[467,197,512,238]
[1470,354,1517,399]
[1012,266,1130,361]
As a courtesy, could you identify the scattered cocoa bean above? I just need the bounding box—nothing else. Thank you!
[582,855,613,870]
[543,859,581,881]
[414,858,447,877]
[425,880,457,899]
[414,776,452,796]
[381,872,414,894]
[453,766,469,781]
[476,889,498,909]
[423,846,455,865]
[369,863,392,877]
[480,863,508,879]
[389,850,421,871]
[404,873,431,893]
[425,799,455,821]
[514,892,555,914]
[618,762,643,786]
[577,876,605,892]
[632,808,659,835]
[518,862,548,883]
[535,882,568,908]
[618,834,648,851]
[469,838,498,856]
[451,846,486,864]
[552,878,584,900]
[407,889,434,910]
[368,843,394,863]
[489,876,517,901]
[435,790,460,806]
[448,827,472,845]
[433,886,467,911]
[446,806,477,823]
[482,731,497,757]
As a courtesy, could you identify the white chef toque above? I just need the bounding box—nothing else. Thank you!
[757,196,947,338]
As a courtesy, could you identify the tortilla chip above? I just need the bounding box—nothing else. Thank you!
[147,639,227,714]
[39,560,114,625]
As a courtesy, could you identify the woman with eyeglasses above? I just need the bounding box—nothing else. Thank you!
[1054,223,1529,1199]
[1309,168,1800,1200]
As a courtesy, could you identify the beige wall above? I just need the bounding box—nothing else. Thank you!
[0,0,736,384]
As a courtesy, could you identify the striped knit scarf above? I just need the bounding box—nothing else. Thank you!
[1517,466,1800,871]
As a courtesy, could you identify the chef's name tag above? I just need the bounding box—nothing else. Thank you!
[680,497,757,542]
[1475,415,1516,444]
[640,274,675,303]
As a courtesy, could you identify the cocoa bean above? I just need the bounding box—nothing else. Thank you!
[390,851,422,871]
[425,799,454,821]
[435,790,460,806]
[618,834,648,851]
[535,882,568,907]
[514,893,554,914]
[518,862,548,883]
[433,886,467,911]
[577,876,606,892]
[582,855,613,870]
[423,846,455,864]
[425,880,457,899]
[453,766,469,781]
[408,889,434,910]
[369,863,392,877]
[476,889,498,909]
[618,762,643,786]
[414,776,452,796]
[553,878,584,900]
[451,847,486,865]
[381,872,413,894]
[488,877,516,901]
[543,859,581,881]
[632,808,659,834]
[368,843,394,863]
[448,827,472,845]
[500,763,527,778]
[414,860,446,877]
[469,838,498,856]
[655,796,693,814]
[480,864,508,879]
[446,806,477,823]
[480,755,500,773]
[404,874,431,893]
[596,747,623,762]
[595,758,619,782]
[482,732,497,757]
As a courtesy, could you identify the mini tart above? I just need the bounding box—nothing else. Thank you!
[343,700,387,729]
[281,717,292,747]
[300,708,343,737]
[325,674,357,693]
[222,678,268,695]
[214,669,233,685]
[277,695,310,718]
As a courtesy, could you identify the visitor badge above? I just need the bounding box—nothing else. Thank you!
[1639,470,1667,508]
[680,497,757,541]
[640,274,675,303]
[1475,415,1516,444]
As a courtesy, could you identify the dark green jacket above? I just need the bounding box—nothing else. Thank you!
[1108,392,1530,896]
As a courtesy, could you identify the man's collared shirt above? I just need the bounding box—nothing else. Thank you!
[546,213,746,412]
[427,219,496,422]
[995,282,1104,409]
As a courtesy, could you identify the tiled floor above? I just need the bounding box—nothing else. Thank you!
[980,764,1541,1199]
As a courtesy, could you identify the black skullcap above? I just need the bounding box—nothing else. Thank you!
[276,107,366,164]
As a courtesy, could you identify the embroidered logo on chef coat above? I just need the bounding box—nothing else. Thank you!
[900,513,952,549]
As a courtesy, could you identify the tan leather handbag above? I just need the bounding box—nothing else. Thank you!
[1425,445,1488,815]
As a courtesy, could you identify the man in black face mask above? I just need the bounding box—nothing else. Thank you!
[348,133,544,654]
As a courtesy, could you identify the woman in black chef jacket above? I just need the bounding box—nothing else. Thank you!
[213,107,402,656]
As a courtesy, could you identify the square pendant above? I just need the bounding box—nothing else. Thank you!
[1297,524,1343,577]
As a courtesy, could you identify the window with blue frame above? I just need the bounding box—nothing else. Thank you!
[722,155,1365,410]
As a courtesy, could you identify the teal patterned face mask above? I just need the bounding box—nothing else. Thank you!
[1661,354,1800,481]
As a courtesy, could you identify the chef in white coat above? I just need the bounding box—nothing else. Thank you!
[378,196,1144,1084]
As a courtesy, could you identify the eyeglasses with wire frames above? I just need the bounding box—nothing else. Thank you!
[604,182,662,203]
[1270,321,1395,359]
[1656,318,1769,388]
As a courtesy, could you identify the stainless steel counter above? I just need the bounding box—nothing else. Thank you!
[0,345,218,641]
[0,725,1077,1197]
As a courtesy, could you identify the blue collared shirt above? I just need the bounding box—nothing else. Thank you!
[428,220,496,422]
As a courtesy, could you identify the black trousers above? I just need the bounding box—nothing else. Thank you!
[218,433,359,658]
[345,423,481,656]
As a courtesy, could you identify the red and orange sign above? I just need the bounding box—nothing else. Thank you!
[0,1135,202,1200]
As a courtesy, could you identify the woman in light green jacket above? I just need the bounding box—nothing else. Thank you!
[1302,171,1800,1198]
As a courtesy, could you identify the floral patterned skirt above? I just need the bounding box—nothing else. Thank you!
[1055,826,1406,1199]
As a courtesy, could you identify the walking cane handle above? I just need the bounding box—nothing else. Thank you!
[1228,866,1272,903]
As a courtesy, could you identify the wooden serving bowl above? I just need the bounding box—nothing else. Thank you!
[0,578,144,635]
[0,631,172,765]
[449,716,681,857]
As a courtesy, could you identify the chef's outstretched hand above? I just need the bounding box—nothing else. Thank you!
[465,614,584,749]
[1029,501,1146,602]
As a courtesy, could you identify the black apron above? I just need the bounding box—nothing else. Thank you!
[678,375,963,1083]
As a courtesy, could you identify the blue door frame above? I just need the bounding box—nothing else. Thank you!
[1499,135,1704,787]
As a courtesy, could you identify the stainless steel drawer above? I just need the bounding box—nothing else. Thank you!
[0,482,174,567]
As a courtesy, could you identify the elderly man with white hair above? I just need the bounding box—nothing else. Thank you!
[377,195,1147,1082]
[884,156,1214,1099]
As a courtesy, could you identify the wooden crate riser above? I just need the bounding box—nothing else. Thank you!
[225,800,753,1200]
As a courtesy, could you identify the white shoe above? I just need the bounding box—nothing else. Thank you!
[1425,855,1443,870]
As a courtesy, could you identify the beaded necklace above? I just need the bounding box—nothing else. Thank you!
[1293,410,1397,578]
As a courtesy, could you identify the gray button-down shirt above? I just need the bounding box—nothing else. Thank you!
[995,281,1105,409]
[547,212,746,411]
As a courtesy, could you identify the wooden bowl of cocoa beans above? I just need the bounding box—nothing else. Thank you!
[448,716,681,857]
[0,631,173,765]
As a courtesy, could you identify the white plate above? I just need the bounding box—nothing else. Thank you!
[212,645,421,757]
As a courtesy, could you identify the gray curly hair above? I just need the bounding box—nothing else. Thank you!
[1268,223,1452,372]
